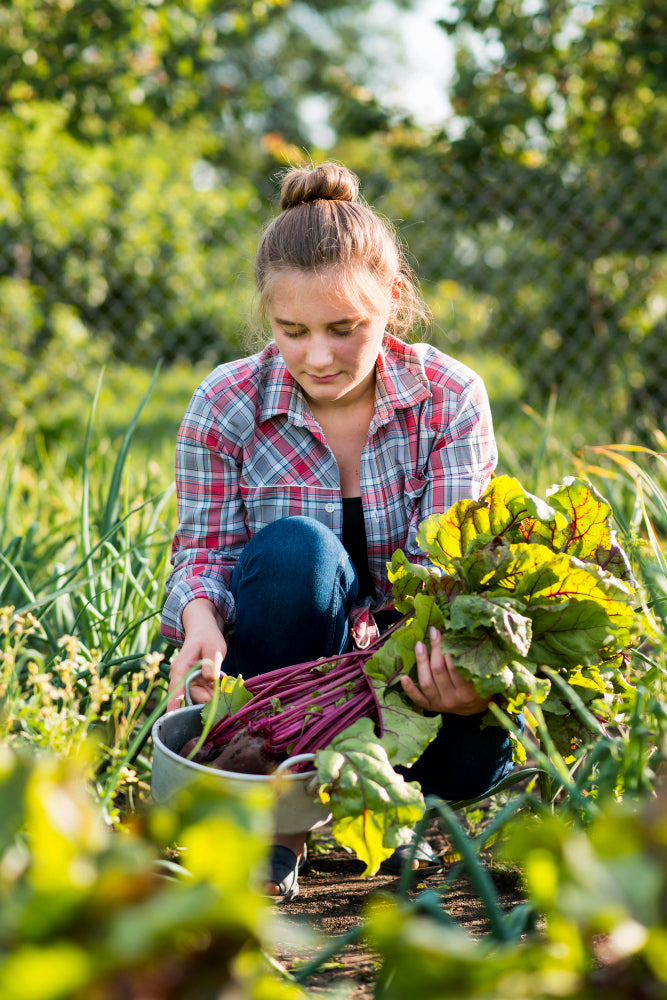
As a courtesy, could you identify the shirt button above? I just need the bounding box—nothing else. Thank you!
[325,503,336,513]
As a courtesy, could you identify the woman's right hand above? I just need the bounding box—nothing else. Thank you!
[167,599,227,712]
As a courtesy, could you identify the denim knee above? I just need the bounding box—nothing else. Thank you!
[225,517,358,676]
[399,710,523,802]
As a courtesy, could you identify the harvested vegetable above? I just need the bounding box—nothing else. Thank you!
[200,618,406,758]
[177,476,641,874]
[381,474,639,756]
[178,617,434,776]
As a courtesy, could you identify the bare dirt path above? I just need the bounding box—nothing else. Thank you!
[271,821,524,998]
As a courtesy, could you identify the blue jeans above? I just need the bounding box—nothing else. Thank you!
[223,516,516,801]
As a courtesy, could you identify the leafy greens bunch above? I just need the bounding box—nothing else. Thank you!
[189,476,639,874]
[380,475,639,757]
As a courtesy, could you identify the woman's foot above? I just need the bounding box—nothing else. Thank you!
[380,835,441,874]
[265,833,307,901]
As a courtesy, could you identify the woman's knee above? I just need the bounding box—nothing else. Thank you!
[239,516,343,573]
[226,516,357,672]
[231,515,357,616]
[401,711,517,801]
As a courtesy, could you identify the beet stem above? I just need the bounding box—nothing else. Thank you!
[201,614,410,756]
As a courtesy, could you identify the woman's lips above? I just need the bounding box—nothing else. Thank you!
[308,372,340,383]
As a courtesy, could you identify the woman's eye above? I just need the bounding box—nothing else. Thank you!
[334,323,364,337]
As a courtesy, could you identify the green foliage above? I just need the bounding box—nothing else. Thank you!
[0,0,408,146]
[381,475,641,757]
[0,377,174,655]
[3,0,664,458]
[364,791,667,999]
[0,746,306,1000]
[316,717,426,876]
[0,607,166,820]
[0,0,422,447]
[440,0,667,161]
[361,0,667,443]
[0,102,259,434]
[0,382,178,820]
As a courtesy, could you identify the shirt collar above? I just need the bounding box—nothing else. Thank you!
[257,344,311,426]
[256,336,432,428]
[373,334,432,428]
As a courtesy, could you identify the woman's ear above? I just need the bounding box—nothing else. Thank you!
[389,275,402,317]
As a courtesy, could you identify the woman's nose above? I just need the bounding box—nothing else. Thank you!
[306,338,334,369]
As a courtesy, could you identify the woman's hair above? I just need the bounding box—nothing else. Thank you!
[254,161,430,339]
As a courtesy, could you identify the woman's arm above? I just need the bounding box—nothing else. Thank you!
[162,379,250,710]
[425,373,497,506]
[401,368,496,713]
[404,369,498,564]
[161,382,249,647]
[167,598,227,711]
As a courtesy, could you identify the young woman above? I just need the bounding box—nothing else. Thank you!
[161,162,514,900]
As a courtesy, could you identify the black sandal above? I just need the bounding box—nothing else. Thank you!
[267,844,306,902]
[380,837,441,875]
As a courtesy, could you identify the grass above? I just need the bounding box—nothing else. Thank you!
[0,374,177,816]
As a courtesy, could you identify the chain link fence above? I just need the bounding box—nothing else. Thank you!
[2,140,665,451]
[382,153,667,450]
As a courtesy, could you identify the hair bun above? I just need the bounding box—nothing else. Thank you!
[280,162,359,210]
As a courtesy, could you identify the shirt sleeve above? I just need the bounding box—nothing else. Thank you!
[406,371,498,563]
[160,385,249,646]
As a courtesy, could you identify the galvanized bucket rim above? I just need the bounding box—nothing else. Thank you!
[151,704,318,784]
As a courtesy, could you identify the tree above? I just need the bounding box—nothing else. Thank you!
[0,0,413,442]
[0,0,405,147]
[378,0,667,440]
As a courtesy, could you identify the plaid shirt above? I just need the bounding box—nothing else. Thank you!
[161,334,497,647]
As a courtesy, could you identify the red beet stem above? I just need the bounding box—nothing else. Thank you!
[202,614,408,758]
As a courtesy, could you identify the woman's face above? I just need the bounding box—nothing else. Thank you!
[267,267,399,410]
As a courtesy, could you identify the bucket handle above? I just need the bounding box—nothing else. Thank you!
[184,668,202,706]
[276,753,320,795]
[276,753,316,774]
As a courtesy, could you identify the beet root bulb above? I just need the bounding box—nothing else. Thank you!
[179,729,281,775]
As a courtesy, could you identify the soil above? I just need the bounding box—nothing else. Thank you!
[270,818,525,998]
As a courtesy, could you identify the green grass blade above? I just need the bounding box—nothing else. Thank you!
[101,362,161,539]
[424,797,515,942]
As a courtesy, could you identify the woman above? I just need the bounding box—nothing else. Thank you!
[161,162,513,900]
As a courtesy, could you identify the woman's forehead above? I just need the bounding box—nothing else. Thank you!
[267,266,390,319]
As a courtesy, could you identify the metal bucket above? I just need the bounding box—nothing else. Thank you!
[150,704,331,835]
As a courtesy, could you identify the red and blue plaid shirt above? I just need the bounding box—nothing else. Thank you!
[161,334,497,648]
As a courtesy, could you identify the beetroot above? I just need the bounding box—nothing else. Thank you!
[178,737,219,766]
[179,618,406,775]
[204,730,281,775]
[179,730,282,774]
[179,736,203,760]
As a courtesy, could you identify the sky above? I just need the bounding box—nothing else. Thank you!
[300,0,456,147]
[375,0,455,127]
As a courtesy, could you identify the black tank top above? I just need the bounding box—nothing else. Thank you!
[342,497,374,600]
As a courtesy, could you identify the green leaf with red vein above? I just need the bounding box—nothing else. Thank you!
[315,718,425,876]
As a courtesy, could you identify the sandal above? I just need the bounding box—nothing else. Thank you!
[266,844,306,902]
[380,836,442,875]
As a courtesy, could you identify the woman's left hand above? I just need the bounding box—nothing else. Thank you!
[401,627,490,716]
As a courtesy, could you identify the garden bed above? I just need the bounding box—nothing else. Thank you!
[273,818,524,998]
